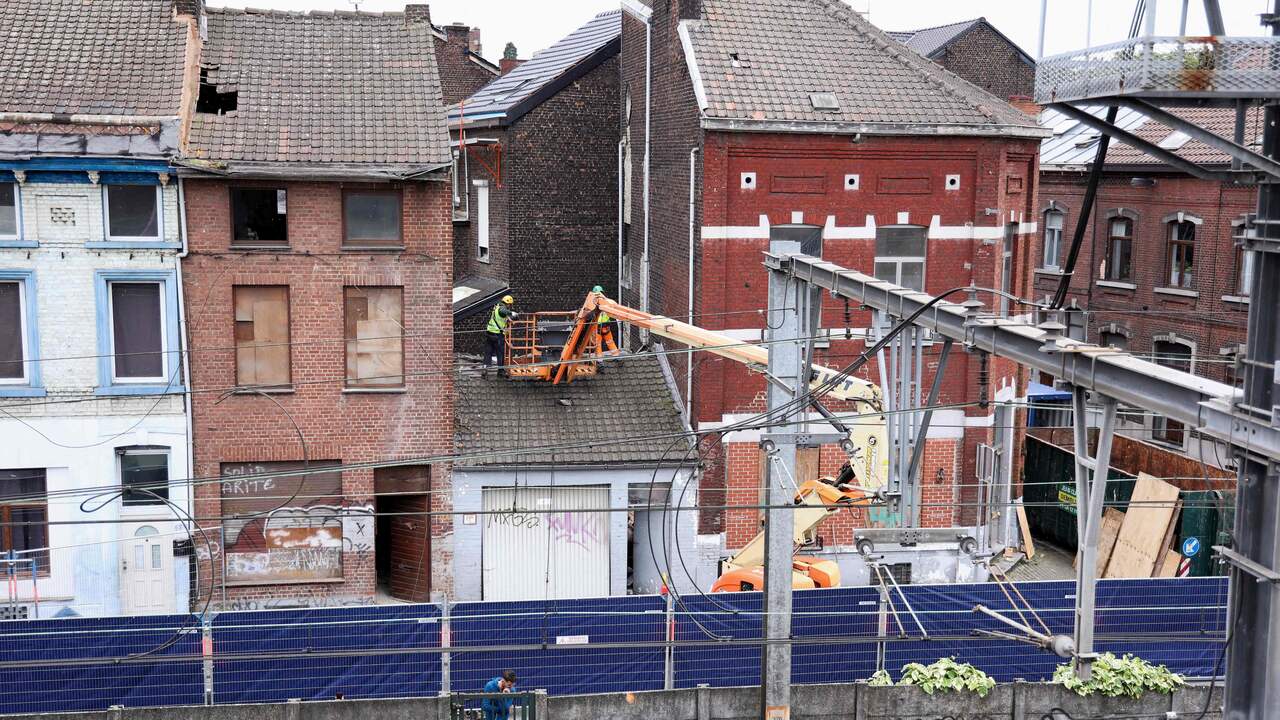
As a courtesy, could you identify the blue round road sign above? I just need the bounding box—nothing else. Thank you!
[1182,537,1201,557]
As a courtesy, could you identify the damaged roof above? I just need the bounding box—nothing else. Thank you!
[450,10,620,127]
[683,0,1043,137]
[887,17,1034,66]
[0,0,191,117]
[188,6,451,172]
[455,353,692,467]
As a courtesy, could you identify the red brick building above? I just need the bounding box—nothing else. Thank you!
[180,5,455,608]
[1035,106,1254,465]
[887,17,1037,105]
[620,0,1045,554]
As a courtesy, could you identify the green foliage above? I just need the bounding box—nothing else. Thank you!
[868,670,893,687]
[893,657,997,698]
[1052,653,1187,698]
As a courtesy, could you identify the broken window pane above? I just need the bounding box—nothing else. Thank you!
[120,449,169,506]
[105,185,159,239]
[344,287,404,388]
[231,187,288,246]
[233,286,290,387]
[111,282,164,379]
[0,281,24,380]
[0,183,16,237]
[343,192,402,246]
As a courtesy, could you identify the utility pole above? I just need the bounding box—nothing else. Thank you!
[759,242,806,719]
[1223,5,1280,717]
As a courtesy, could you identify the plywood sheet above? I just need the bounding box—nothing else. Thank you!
[1096,508,1125,575]
[1152,498,1183,577]
[1156,549,1181,578]
[1104,473,1180,578]
[1016,502,1035,560]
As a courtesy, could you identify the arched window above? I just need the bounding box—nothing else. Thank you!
[1103,210,1136,281]
[1163,213,1201,289]
[1150,336,1194,446]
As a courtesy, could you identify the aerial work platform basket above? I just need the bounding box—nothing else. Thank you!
[503,312,601,381]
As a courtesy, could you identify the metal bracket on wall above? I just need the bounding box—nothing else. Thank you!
[1214,545,1280,583]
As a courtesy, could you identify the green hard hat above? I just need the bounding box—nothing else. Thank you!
[592,285,604,293]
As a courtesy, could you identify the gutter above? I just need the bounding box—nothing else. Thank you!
[686,146,698,425]
[700,117,1050,139]
[0,112,175,126]
[173,159,453,181]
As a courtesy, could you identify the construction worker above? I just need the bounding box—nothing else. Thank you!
[484,295,516,377]
[592,285,620,356]
[480,669,519,720]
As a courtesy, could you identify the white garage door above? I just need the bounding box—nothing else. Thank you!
[482,486,610,601]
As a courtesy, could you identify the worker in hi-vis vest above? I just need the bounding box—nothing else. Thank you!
[484,295,516,377]
[592,286,620,356]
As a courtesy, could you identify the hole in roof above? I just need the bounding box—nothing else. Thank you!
[810,93,840,111]
[1074,133,1100,149]
[729,52,749,68]
[195,69,237,115]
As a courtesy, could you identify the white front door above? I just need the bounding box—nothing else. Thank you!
[481,486,610,601]
[120,525,174,615]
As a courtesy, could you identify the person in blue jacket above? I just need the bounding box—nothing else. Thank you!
[481,669,518,720]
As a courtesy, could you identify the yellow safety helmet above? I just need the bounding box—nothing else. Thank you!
[501,295,514,305]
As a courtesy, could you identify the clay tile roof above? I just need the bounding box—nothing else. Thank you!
[0,0,190,117]
[188,6,451,170]
[455,354,691,467]
[684,0,1042,136]
[452,10,621,127]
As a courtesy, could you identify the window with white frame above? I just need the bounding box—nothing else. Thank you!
[118,446,170,506]
[104,185,161,241]
[1237,246,1255,296]
[0,278,28,383]
[451,149,469,221]
[1166,219,1196,288]
[874,225,927,291]
[0,183,18,240]
[475,180,490,262]
[108,281,167,382]
[1042,209,1064,269]
[1151,338,1193,446]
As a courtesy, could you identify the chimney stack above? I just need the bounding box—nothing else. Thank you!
[499,58,525,75]
[678,0,702,21]
[404,4,431,26]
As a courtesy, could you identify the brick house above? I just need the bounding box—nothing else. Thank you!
[620,0,1045,579]
[887,17,1036,104]
[1034,106,1256,467]
[448,10,620,337]
[433,22,499,106]
[180,4,455,609]
[0,0,201,618]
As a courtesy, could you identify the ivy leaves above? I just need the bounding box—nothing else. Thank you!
[871,658,997,698]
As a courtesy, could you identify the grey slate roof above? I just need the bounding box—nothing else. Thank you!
[455,354,691,467]
[1039,106,1265,170]
[450,10,621,127]
[188,7,451,170]
[0,0,189,117]
[886,19,982,58]
[684,0,1041,136]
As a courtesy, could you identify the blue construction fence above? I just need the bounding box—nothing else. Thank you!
[0,578,1227,715]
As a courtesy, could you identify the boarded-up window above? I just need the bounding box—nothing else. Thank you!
[233,286,290,387]
[220,460,344,584]
[344,287,404,388]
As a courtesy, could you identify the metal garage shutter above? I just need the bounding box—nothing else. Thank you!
[482,486,610,601]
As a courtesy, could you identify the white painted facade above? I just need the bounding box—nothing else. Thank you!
[0,179,192,618]
[450,466,713,601]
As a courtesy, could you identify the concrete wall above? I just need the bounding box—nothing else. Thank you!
[0,179,191,618]
[450,466,704,600]
[2,683,1222,720]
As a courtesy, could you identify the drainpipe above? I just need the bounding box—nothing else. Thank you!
[175,177,196,547]
[618,140,625,301]
[642,14,652,322]
[686,146,698,424]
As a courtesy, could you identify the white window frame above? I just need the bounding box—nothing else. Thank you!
[1238,247,1255,296]
[0,278,28,385]
[452,149,470,222]
[117,446,171,508]
[873,225,927,292]
[475,179,490,263]
[107,281,168,384]
[102,185,163,242]
[1042,209,1064,270]
[0,182,21,242]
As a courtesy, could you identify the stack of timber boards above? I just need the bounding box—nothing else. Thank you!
[1103,473,1181,578]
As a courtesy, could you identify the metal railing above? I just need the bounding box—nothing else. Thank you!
[1036,35,1280,104]
[448,692,538,720]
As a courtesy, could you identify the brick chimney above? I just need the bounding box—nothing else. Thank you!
[499,58,525,75]
[404,4,431,26]
[678,0,702,20]
[173,0,204,17]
